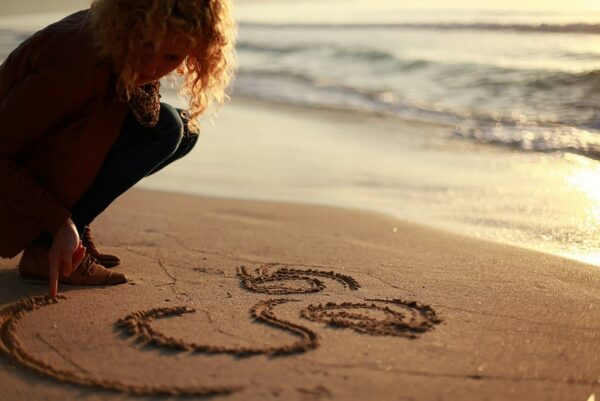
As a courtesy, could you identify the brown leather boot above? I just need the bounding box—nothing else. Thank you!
[82,226,121,268]
[19,244,127,286]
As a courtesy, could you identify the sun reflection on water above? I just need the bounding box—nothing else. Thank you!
[567,161,600,206]
[562,156,600,265]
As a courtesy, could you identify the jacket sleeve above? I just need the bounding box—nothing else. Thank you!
[0,68,97,236]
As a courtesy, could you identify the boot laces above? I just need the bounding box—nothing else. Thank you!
[79,253,98,276]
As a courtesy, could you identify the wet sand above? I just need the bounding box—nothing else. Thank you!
[0,188,599,400]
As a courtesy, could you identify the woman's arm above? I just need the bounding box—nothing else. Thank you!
[0,68,97,235]
[0,66,98,294]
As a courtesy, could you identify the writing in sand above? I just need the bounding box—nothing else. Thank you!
[0,263,441,396]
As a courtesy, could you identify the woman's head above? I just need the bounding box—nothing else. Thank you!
[89,0,236,132]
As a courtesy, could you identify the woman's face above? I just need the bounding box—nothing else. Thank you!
[136,31,193,86]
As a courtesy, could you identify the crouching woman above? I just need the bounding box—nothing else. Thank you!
[0,0,236,296]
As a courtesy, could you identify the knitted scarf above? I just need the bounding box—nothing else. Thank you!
[128,80,161,128]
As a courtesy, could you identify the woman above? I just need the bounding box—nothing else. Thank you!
[0,0,236,296]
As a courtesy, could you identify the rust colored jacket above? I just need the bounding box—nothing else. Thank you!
[0,10,128,258]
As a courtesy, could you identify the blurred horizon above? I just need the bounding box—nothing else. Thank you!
[0,0,88,15]
[0,0,599,17]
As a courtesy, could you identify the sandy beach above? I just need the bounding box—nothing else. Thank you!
[1,2,600,400]
[1,188,599,400]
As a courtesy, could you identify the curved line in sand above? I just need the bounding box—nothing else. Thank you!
[116,298,319,356]
[301,299,442,338]
[0,295,239,396]
[237,265,360,294]
[0,272,437,395]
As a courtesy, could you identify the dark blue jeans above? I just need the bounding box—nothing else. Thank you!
[71,102,198,234]
[36,103,198,245]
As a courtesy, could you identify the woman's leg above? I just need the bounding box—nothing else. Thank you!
[69,103,198,235]
[143,108,198,177]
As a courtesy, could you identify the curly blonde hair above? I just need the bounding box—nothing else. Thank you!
[89,0,236,132]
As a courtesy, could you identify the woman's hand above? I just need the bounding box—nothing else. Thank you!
[48,218,86,296]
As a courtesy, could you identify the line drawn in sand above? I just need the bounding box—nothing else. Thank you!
[0,295,238,397]
[236,264,441,338]
[0,265,441,397]
[116,298,319,356]
[237,264,360,294]
[301,299,441,339]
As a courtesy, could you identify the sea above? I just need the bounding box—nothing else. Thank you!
[2,2,600,265]
[234,5,600,160]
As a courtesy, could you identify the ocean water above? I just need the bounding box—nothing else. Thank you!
[2,5,600,265]
[1,7,598,158]
[234,7,600,159]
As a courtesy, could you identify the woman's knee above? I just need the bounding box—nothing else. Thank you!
[176,129,199,160]
[154,103,184,151]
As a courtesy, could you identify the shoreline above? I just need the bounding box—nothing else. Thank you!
[140,186,600,271]
[144,95,600,268]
